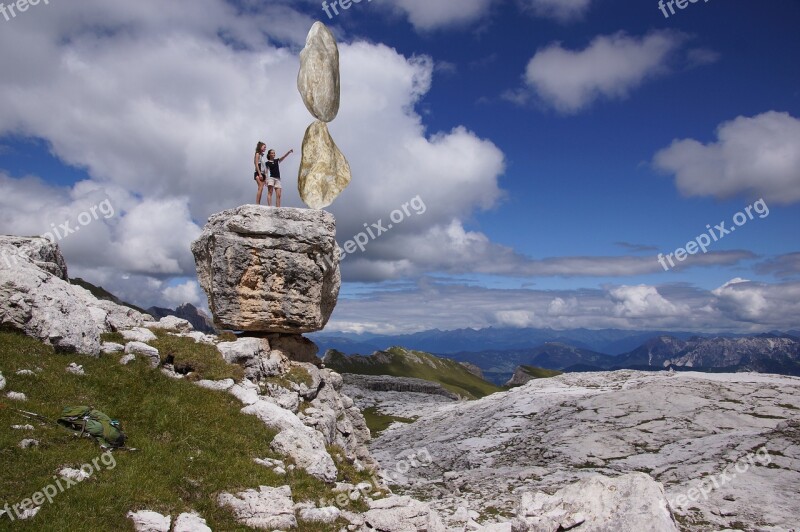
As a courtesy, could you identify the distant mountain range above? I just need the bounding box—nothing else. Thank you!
[314,328,800,385]
[309,326,760,356]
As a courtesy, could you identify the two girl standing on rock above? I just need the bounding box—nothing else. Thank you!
[254,142,294,207]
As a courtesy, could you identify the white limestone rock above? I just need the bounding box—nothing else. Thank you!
[299,505,341,524]
[127,510,171,532]
[298,120,352,210]
[363,495,447,532]
[173,512,211,532]
[6,391,27,401]
[145,315,194,333]
[124,342,160,368]
[66,363,85,376]
[0,371,5,391]
[297,21,340,122]
[217,337,287,380]
[217,485,297,530]
[102,342,125,354]
[121,327,158,343]
[195,378,235,392]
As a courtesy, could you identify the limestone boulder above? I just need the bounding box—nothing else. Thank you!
[217,485,297,530]
[297,21,340,122]
[297,121,352,210]
[191,206,340,333]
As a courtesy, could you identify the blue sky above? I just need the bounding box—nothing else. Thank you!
[0,0,798,334]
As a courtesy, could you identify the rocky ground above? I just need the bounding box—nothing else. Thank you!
[370,370,800,531]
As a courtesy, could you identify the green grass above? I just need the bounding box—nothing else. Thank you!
[325,347,502,399]
[0,330,357,531]
[361,407,416,436]
[519,365,563,379]
[149,330,243,382]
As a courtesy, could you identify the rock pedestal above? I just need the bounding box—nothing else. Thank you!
[191,206,340,333]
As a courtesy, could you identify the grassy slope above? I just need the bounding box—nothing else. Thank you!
[0,330,371,531]
[519,365,563,379]
[326,347,502,399]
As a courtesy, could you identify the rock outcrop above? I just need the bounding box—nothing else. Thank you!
[369,370,800,530]
[191,205,340,333]
[343,374,459,400]
[0,236,152,356]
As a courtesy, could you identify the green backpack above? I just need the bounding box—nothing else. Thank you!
[57,406,127,448]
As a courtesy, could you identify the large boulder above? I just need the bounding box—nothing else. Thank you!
[191,206,340,333]
[297,21,340,123]
[297,121,352,210]
[217,485,297,530]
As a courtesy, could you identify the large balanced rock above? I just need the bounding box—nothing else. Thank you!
[191,206,340,333]
[297,21,340,123]
[298,121,352,210]
[0,236,152,355]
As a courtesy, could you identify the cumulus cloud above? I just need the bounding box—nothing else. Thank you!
[609,285,687,318]
[520,31,685,114]
[654,111,800,204]
[0,0,513,306]
[325,279,800,334]
[163,280,204,308]
[385,0,495,31]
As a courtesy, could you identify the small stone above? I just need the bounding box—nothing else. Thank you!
[298,121,352,210]
[59,467,91,482]
[18,438,39,449]
[12,424,35,430]
[299,506,341,524]
[6,391,27,401]
[127,510,171,532]
[119,354,136,365]
[121,327,158,343]
[66,363,85,376]
[124,342,160,368]
[0,371,5,390]
[16,369,36,376]
[217,485,297,530]
[297,21,340,122]
[102,342,125,354]
[173,511,212,532]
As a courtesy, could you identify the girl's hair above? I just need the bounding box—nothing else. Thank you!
[255,141,266,154]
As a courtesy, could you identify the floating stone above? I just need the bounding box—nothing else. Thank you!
[297,21,340,122]
[298,121,352,210]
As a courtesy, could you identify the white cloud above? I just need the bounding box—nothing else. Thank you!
[384,0,495,31]
[654,111,800,204]
[609,285,687,318]
[325,279,800,334]
[0,0,512,302]
[522,31,685,114]
[163,280,203,308]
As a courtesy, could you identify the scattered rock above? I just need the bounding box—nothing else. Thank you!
[297,21,341,122]
[271,427,337,483]
[297,120,352,210]
[173,511,211,532]
[192,206,340,333]
[16,369,36,376]
[121,327,158,343]
[363,495,447,532]
[127,510,171,532]
[59,467,91,482]
[217,485,297,530]
[217,337,286,380]
[195,378,235,392]
[145,315,194,333]
[12,424,34,430]
[18,438,39,449]
[0,371,5,390]
[66,363,85,376]
[124,342,160,368]
[6,391,27,401]
[119,354,136,366]
[299,505,341,524]
[102,342,125,354]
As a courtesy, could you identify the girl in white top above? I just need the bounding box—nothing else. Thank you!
[253,142,269,205]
